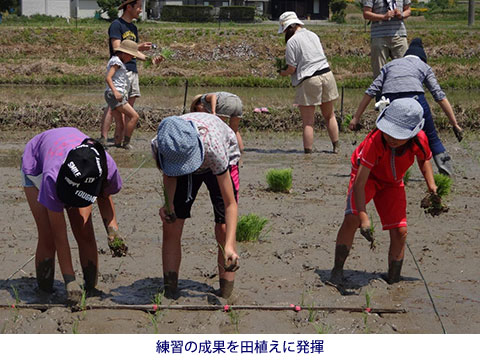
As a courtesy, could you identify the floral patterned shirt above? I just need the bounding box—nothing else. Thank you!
[179,113,240,175]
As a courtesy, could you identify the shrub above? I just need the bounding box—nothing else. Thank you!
[266,168,292,193]
[434,173,452,197]
[219,6,255,23]
[97,0,122,21]
[236,214,269,243]
[330,0,347,23]
[161,5,213,23]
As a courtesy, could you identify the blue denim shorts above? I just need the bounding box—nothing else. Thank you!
[21,169,41,188]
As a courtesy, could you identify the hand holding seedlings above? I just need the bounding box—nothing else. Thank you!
[159,207,177,223]
[420,192,449,216]
[453,126,463,142]
[360,227,376,251]
[107,227,128,257]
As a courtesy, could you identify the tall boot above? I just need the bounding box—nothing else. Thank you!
[82,260,98,292]
[387,259,404,284]
[329,244,350,284]
[163,271,178,299]
[36,258,54,293]
[433,151,453,176]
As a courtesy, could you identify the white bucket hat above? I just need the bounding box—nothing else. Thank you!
[278,11,304,33]
[376,98,425,140]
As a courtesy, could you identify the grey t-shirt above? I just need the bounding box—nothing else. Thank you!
[285,28,330,87]
[366,55,446,101]
[364,0,410,38]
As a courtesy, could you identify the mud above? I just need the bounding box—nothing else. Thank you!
[1,130,480,333]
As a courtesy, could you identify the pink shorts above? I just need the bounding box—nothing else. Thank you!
[345,171,407,230]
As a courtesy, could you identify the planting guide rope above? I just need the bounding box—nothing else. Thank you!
[4,158,411,318]
[0,303,407,314]
[406,241,447,334]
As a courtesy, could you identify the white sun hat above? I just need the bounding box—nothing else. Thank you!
[278,11,304,33]
[376,98,425,140]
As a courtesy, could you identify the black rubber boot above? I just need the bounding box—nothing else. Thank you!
[36,258,54,293]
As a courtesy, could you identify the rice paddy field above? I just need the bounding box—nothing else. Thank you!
[0,6,479,335]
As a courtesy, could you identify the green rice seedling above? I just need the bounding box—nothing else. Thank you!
[363,289,374,334]
[10,285,20,323]
[275,57,287,73]
[266,168,292,193]
[228,309,240,333]
[313,322,331,334]
[403,168,412,185]
[360,214,376,251]
[421,174,452,216]
[72,319,79,334]
[434,173,452,198]
[307,303,318,323]
[79,289,87,320]
[236,213,268,243]
[149,291,165,334]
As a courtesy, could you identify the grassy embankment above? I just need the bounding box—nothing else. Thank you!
[0,5,479,131]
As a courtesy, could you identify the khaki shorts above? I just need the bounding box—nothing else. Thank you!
[295,71,339,106]
[104,89,128,110]
[217,95,243,118]
[127,71,141,98]
[370,36,408,78]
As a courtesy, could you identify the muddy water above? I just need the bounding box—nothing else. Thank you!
[1,130,480,333]
[2,85,479,110]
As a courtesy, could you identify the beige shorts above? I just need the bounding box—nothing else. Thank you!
[127,71,141,98]
[295,71,339,106]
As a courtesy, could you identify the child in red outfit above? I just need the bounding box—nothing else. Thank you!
[330,98,438,285]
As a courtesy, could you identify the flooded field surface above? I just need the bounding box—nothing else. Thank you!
[0,130,479,333]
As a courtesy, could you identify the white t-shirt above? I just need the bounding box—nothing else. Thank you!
[285,28,330,87]
[105,56,129,93]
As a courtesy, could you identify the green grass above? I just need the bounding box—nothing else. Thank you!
[403,168,412,185]
[434,173,453,197]
[236,213,269,243]
[266,168,292,193]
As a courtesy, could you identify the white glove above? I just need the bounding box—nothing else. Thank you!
[375,96,390,112]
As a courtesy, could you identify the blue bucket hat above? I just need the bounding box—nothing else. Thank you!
[376,98,425,140]
[156,116,204,176]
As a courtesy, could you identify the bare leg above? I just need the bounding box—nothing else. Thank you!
[215,223,235,298]
[330,214,360,284]
[320,100,339,153]
[67,206,98,291]
[162,219,185,297]
[228,116,244,153]
[100,107,113,140]
[24,187,56,292]
[386,227,407,284]
[111,107,125,146]
[299,105,315,153]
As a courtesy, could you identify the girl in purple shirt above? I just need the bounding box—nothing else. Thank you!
[22,127,123,304]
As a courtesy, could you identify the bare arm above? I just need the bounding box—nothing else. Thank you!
[417,159,437,194]
[352,164,371,229]
[98,194,119,231]
[216,170,239,271]
[350,94,374,130]
[363,6,394,22]
[280,65,296,77]
[138,42,152,51]
[159,174,177,223]
[395,4,411,20]
[437,98,462,132]
[205,93,218,115]
[105,65,122,101]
